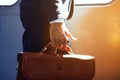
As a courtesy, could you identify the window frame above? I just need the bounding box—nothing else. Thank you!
[75,0,116,6]
[0,0,116,6]
[0,0,18,6]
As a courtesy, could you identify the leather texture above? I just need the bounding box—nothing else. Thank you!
[16,52,95,80]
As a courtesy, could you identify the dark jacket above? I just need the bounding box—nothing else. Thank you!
[20,0,74,21]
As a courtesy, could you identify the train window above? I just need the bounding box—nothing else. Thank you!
[75,0,115,6]
[0,0,115,6]
[0,0,18,6]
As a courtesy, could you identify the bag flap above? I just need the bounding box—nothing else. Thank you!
[20,52,95,80]
[22,52,58,80]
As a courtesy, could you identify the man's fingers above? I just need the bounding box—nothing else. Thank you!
[59,45,72,52]
[66,45,72,52]
[66,32,77,41]
[63,25,77,41]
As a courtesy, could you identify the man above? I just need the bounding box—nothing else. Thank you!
[20,0,77,52]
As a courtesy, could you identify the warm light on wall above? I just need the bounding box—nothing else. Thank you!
[109,32,120,47]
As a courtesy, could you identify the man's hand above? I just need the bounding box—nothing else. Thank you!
[49,22,77,50]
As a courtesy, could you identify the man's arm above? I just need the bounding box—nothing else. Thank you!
[49,0,77,50]
[50,22,77,50]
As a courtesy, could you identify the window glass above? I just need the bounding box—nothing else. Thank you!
[0,0,18,6]
[0,0,115,6]
[75,0,115,5]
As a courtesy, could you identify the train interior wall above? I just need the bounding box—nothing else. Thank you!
[0,0,24,80]
[0,0,120,80]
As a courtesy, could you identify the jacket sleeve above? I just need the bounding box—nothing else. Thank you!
[45,0,72,21]
[20,0,74,22]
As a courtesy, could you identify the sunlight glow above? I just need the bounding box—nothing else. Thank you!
[109,32,120,47]
[63,54,95,60]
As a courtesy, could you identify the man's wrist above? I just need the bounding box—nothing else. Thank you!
[50,19,65,24]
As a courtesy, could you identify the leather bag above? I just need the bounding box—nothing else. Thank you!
[16,50,95,80]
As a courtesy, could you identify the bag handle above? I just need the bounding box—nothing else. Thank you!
[41,42,73,55]
[41,42,57,54]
